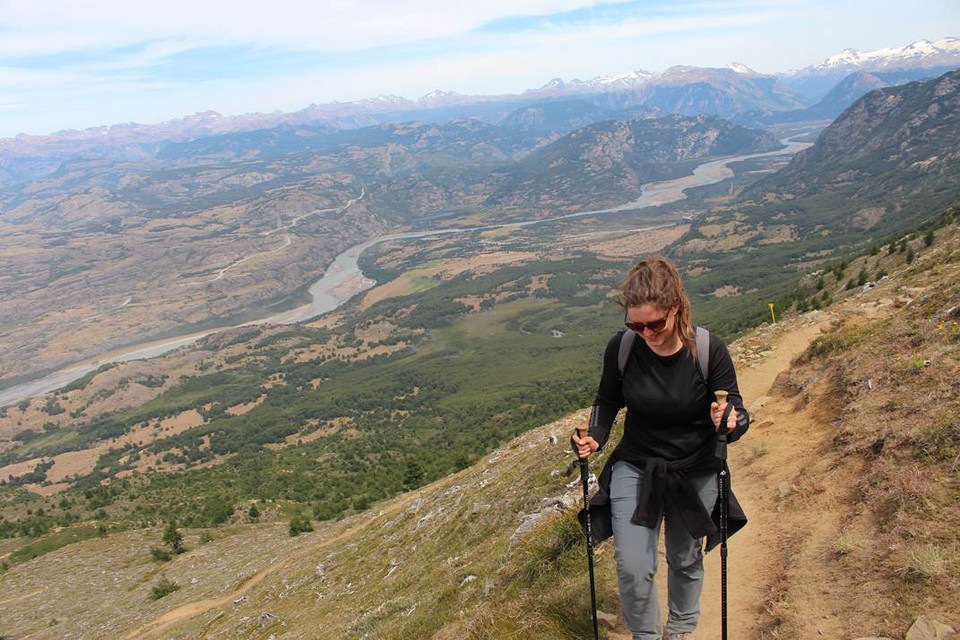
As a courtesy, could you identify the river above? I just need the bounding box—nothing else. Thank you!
[0,136,812,407]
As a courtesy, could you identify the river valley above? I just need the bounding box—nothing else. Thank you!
[0,136,812,407]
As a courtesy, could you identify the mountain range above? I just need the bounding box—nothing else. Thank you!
[1,38,956,188]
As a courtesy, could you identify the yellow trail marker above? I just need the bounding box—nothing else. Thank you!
[768,302,777,324]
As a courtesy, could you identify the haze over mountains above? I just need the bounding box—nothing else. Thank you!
[1,38,957,187]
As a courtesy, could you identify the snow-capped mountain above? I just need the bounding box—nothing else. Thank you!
[780,37,960,104]
[523,70,656,97]
[727,62,759,75]
[417,90,473,107]
[799,37,960,75]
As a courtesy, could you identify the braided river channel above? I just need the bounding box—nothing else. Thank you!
[0,136,812,407]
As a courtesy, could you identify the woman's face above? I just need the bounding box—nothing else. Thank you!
[625,303,678,350]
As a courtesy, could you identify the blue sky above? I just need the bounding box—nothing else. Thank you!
[0,0,957,137]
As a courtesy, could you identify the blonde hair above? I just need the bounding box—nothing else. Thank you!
[618,256,695,356]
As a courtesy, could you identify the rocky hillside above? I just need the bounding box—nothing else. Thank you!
[2,216,956,639]
[760,67,955,124]
[636,65,805,118]
[499,99,634,135]
[748,69,960,207]
[487,114,781,209]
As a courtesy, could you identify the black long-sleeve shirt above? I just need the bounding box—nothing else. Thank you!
[589,329,749,466]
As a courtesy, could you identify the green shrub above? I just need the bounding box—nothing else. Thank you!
[289,514,314,537]
[149,576,181,600]
[150,546,173,562]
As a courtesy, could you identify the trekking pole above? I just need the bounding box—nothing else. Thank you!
[568,426,600,640]
[714,390,732,640]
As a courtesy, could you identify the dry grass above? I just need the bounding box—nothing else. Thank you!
[754,222,960,638]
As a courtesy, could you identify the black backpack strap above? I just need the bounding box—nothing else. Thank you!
[695,326,710,387]
[618,330,637,380]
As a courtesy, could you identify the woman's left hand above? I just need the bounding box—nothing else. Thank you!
[711,401,737,434]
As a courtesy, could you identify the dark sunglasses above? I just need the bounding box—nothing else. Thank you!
[624,309,670,333]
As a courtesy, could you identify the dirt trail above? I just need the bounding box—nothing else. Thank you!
[698,317,837,639]
[608,315,836,640]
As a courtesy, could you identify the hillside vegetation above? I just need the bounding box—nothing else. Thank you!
[1,213,957,639]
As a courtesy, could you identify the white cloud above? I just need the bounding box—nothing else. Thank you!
[0,0,603,56]
[0,0,955,136]
[0,98,28,109]
[0,66,87,87]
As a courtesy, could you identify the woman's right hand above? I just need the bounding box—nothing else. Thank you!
[571,429,599,458]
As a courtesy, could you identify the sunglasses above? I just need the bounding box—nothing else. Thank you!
[624,309,671,333]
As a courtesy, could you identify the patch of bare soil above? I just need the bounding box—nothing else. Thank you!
[360,250,537,309]
[711,285,742,298]
[264,417,352,451]
[584,226,688,259]
[225,395,266,416]
[21,481,72,496]
[1,408,207,491]
[0,457,44,481]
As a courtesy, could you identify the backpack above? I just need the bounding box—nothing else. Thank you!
[617,326,711,385]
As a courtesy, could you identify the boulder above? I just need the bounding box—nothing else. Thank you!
[905,616,956,640]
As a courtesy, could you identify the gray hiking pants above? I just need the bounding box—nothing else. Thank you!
[610,460,718,640]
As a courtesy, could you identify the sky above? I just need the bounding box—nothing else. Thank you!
[0,0,957,138]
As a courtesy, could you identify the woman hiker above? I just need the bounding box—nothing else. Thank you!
[572,256,749,640]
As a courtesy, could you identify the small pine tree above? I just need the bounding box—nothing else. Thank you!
[924,229,935,246]
[403,460,426,491]
[163,522,185,555]
[816,277,825,291]
[906,247,916,264]
[857,268,868,286]
[248,504,260,520]
[846,278,856,290]
[870,245,879,256]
